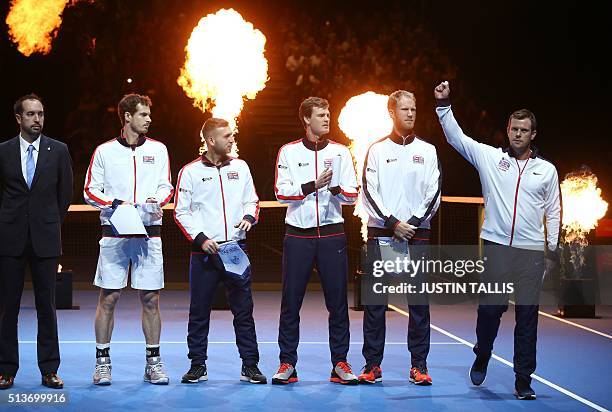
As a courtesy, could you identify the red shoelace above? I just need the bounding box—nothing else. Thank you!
[277,363,292,373]
[336,362,352,374]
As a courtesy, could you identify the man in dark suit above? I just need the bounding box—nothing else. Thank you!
[0,94,73,389]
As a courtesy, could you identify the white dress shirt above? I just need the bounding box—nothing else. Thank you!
[19,134,41,183]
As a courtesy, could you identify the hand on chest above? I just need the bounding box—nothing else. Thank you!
[293,149,341,180]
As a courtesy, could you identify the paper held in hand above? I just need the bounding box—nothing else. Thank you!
[218,241,250,278]
[378,237,410,276]
[329,155,341,188]
[109,204,147,236]
[139,202,161,214]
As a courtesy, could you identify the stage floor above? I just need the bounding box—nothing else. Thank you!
[4,290,611,411]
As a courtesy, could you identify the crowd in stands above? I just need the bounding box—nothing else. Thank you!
[278,6,501,144]
[5,1,503,201]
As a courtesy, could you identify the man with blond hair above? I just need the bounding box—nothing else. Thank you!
[359,90,441,385]
[175,118,266,384]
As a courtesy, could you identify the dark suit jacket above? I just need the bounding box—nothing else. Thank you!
[0,135,73,257]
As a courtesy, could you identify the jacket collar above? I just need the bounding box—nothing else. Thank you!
[503,145,538,159]
[301,137,329,151]
[388,130,416,145]
[117,132,146,148]
[201,152,232,168]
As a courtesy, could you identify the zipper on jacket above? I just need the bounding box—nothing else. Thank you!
[132,147,137,203]
[315,140,320,237]
[217,168,229,241]
[509,157,530,246]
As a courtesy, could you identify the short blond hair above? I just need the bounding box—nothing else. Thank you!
[388,90,416,111]
[201,118,229,139]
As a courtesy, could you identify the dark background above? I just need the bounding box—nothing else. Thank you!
[1,0,610,212]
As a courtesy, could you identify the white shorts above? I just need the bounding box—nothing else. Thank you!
[94,237,164,290]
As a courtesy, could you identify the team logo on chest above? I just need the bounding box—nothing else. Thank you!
[324,158,333,168]
[143,155,155,164]
[497,158,511,172]
[202,177,213,182]
[227,171,239,180]
[413,155,424,164]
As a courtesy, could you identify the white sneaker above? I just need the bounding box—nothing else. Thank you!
[330,361,358,385]
[271,363,298,384]
[144,356,169,385]
[93,357,112,385]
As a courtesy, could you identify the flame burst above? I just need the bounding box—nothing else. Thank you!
[561,169,608,243]
[178,8,268,156]
[560,168,608,272]
[338,92,393,241]
[6,0,71,56]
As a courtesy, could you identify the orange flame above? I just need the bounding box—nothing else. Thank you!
[561,169,608,244]
[6,0,71,56]
[178,9,269,156]
[560,168,607,272]
[338,92,393,241]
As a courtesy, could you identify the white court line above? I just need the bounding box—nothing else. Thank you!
[509,300,612,340]
[388,304,609,412]
[18,340,461,345]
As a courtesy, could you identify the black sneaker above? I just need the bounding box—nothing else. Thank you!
[469,354,491,386]
[240,364,267,384]
[514,377,536,400]
[181,364,208,383]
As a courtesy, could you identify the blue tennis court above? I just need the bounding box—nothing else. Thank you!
[5,290,611,411]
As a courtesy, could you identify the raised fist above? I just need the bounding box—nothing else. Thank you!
[434,81,450,100]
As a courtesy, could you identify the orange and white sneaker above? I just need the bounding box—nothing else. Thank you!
[358,364,382,384]
[330,361,359,385]
[409,366,432,385]
[272,363,298,384]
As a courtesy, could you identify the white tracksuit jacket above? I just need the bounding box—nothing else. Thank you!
[274,138,358,237]
[436,102,561,253]
[83,136,173,228]
[174,155,259,249]
[361,133,441,236]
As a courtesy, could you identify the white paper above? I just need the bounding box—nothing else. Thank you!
[218,241,250,278]
[329,156,341,188]
[109,205,147,235]
[378,237,410,276]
